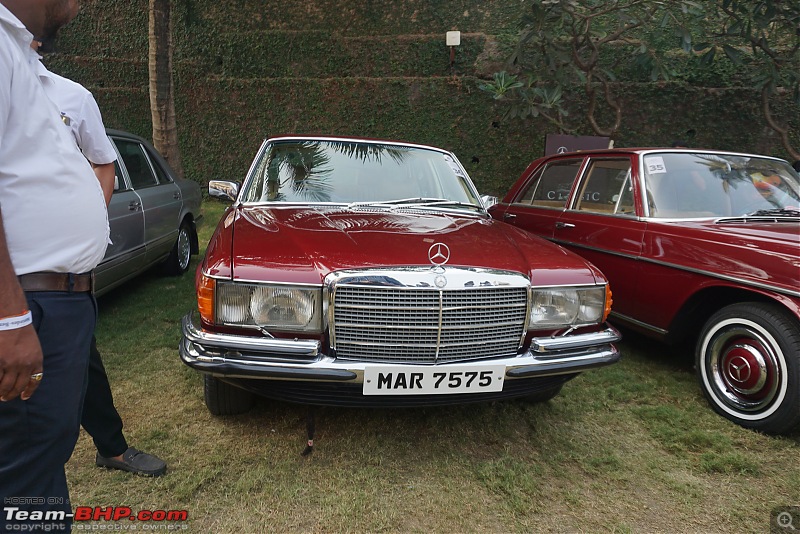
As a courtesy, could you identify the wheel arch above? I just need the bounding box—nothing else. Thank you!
[666,285,800,345]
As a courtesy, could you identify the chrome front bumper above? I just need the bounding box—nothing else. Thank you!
[179,312,622,382]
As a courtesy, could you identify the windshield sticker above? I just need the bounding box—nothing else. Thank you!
[443,155,466,177]
[645,157,667,174]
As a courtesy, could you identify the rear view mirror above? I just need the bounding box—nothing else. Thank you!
[481,195,498,209]
[209,180,240,202]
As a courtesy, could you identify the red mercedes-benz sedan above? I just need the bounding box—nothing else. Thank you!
[490,148,800,434]
[180,136,620,415]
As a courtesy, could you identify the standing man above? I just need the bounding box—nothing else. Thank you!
[0,0,108,531]
[32,40,168,478]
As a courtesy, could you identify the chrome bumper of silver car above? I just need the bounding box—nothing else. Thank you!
[179,312,621,382]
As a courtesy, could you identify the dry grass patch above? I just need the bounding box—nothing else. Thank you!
[64,199,800,533]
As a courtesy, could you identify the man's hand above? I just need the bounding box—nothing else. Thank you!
[0,325,43,401]
[0,207,43,401]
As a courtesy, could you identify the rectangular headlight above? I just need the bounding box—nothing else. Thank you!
[216,282,323,333]
[529,286,607,329]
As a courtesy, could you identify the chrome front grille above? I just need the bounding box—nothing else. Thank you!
[332,285,528,363]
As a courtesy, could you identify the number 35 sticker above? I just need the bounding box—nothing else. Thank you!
[646,156,667,174]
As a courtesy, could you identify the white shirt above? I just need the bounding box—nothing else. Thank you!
[33,59,118,166]
[0,5,109,275]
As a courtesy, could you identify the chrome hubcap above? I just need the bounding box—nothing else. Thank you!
[707,324,780,412]
[177,228,191,271]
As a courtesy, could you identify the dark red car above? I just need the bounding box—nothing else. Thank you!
[180,136,620,414]
[490,148,800,434]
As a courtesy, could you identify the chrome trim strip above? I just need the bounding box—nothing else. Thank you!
[609,311,668,336]
[548,240,800,299]
[531,327,621,353]
[182,313,320,357]
[642,256,800,299]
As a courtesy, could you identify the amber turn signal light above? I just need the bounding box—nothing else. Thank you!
[197,274,215,324]
[603,285,613,322]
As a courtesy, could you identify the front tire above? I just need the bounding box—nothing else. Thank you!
[203,375,255,416]
[696,303,800,434]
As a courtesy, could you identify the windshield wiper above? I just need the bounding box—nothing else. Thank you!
[393,198,483,210]
[346,197,482,211]
[745,208,800,217]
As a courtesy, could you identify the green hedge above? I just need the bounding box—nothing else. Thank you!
[167,73,540,195]
[50,0,798,194]
[206,31,488,78]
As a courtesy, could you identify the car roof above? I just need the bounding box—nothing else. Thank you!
[539,147,790,163]
[265,135,453,155]
[105,128,149,143]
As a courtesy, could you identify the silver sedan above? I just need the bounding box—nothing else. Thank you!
[94,129,202,296]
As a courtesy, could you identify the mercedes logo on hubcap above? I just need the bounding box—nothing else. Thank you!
[727,356,752,383]
[428,243,450,266]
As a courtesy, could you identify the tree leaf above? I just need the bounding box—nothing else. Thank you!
[722,44,744,64]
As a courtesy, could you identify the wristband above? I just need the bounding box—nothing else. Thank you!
[0,310,33,331]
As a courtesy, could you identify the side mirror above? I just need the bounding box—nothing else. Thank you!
[480,195,498,209]
[209,180,240,202]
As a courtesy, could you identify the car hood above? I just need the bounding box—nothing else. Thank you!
[207,206,604,286]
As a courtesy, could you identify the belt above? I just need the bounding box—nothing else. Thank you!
[18,272,94,293]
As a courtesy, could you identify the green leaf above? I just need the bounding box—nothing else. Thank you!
[700,47,716,66]
[722,44,744,64]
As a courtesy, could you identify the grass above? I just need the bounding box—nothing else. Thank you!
[68,199,800,533]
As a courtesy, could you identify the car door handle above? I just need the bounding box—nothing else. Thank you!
[555,222,575,229]
[128,201,141,211]
[503,213,517,221]
[173,192,181,199]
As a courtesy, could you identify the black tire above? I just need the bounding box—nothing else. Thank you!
[162,221,194,276]
[203,375,255,416]
[520,384,564,404]
[696,302,800,434]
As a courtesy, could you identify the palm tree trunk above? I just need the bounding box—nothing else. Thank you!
[148,0,184,178]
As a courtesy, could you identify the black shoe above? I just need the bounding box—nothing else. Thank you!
[96,447,167,477]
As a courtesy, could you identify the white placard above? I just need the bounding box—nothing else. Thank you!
[645,156,667,174]
[446,31,461,46]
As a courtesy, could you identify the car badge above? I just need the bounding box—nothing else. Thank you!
[428,243,450,266]
[434,275,447,288]
[727,356,752,383]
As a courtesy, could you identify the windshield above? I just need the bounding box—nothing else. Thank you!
[642,153,800,218]
[240,139,482,209]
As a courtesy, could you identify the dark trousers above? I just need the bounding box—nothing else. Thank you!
[81,336,128,459]
[0,291,95,533]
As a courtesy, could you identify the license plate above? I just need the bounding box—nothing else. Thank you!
[363,364,505,395]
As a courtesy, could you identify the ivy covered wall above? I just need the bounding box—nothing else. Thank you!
[48,0,798,195]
